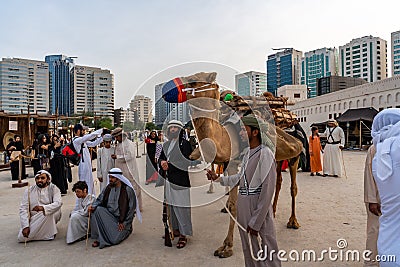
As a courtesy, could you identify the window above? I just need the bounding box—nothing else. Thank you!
[362,43,367,47]
[294,93,300,98]
[329,114,332,119]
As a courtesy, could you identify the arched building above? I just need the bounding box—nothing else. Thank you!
[290,76,400,134]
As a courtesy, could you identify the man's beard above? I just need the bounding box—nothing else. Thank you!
[109,181,117,187]
[168,131,179,139]
[36,182,46,188]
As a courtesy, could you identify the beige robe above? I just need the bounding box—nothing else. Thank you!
[114,137,142,211]
[66,194,95,244]
[364,145,380,267]
[18,184,62,242]
[97,146,115,192]
[221,146,281,267]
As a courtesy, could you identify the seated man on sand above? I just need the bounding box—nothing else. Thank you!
[18,170,62,242]
[66,181,95,244]
[89,168,141,249]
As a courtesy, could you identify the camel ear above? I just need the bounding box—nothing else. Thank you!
[206,72,217,83]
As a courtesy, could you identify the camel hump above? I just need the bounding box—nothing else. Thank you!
[263,91,274,98]
[275,127,303,161]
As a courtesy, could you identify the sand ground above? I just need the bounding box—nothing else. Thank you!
[0,149,370,267]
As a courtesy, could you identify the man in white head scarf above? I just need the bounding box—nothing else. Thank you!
[321,119,345,177]
[371,108,400,266]
[18,170,62,242]
[89,168,141,249]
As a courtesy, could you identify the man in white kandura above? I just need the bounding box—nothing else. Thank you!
[72,124,104,195]
[66,181,95,244]
[97,134,115,191]
[18,170,62,242]
[321,119,345,177]
[371,108,400,267]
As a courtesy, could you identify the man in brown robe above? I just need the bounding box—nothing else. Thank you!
[207,114,281,267]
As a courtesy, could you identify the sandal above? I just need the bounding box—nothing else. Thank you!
[176,236,187,249]
[316,173,323,176]
[92,241,100,247]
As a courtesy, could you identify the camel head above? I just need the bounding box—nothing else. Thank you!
[161,72,220,103]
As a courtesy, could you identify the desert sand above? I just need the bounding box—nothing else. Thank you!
[0,149,369,267]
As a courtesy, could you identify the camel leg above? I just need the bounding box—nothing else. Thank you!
[287,156,300,229]
[207,164,216,194]
[214,185,238,258]
[273,160,284,217]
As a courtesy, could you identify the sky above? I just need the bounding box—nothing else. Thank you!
[1,0,399,109]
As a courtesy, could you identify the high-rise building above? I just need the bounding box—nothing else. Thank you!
[266,48,303,96]
[235,71,266,96]
[154,83,168,127]
[301,48,337,98]
[114,107,135,127]
[0,58,49,114]
[391,30,400,76]
[129,95,153,124]
[72,65,114,119]
[339,36,387,83]
[45,55,75,115]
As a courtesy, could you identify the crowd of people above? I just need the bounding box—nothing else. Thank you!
[10,109,400,265]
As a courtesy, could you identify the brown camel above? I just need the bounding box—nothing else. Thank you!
[162,72,303,258]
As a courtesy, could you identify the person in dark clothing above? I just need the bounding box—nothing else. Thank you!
[36,134,50,171]
[6,135,26,180]
[31,133,42,175]
[158,120,193,249]
[145,130,159,184]
[49,135,68,195]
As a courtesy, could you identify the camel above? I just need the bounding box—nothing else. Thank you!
[161,72,303,258]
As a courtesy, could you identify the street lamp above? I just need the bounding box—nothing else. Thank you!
[346,122,350,148]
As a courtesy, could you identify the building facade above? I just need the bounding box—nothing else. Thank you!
[290,76,400,133]
[266,48,303,96]
[0,58,49,114]
[338,36,387,83]
[277,85,308,103]
[71,65,114,119]
[391,30,400,76]
[45,55,75,116]
[129,95,153,124]
[235,71,266,96]
[316,76,368,96]
[301,48,337,98]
